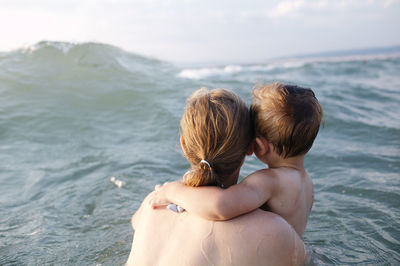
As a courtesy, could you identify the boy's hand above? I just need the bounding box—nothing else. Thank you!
[150,180,184,209]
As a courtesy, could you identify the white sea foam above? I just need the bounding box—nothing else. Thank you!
[177,64,242,79]
[110,176,125,188]
[27,229,41,236]
[22,41,75,55]
[224,65,242,73]
[177,53,400,80]
[247,61,307,71]
[176,62,308,80]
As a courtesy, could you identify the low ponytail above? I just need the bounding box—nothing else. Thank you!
[183,160,219,187]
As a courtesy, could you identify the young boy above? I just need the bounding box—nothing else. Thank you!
[152,82,323,236]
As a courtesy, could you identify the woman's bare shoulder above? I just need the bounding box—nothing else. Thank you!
[226,210,306,265]
[131,191,156,230]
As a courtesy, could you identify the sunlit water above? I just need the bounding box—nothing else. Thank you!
[0,41,399,265]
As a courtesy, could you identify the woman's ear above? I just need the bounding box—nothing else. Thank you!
[255,137,269,156]
[180,135,186,154]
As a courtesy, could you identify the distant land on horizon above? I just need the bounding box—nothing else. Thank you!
[177,44,400,67]
[285,45,400,59]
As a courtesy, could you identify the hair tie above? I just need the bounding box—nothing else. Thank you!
[200,159,211,168]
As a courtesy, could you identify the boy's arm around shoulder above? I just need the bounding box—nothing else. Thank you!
[151,181,228,220]
[149,169,279,221]
[213,169,279,220]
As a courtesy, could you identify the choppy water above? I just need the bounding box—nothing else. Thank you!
[0,41,399,265]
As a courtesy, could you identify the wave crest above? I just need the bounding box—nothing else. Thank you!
[2,41,166,76]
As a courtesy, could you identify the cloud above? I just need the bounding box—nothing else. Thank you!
[0,0,399,62]
[384,0,400,8]
[267,0,398,18]
[268,0,305,18]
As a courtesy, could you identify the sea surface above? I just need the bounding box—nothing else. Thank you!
[0,41,399,265]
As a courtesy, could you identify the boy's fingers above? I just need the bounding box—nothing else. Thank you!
[149,198,165,208]
[154,181,170,191]
[152,204,168,209]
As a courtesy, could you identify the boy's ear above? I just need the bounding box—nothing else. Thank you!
[255,137,269,156]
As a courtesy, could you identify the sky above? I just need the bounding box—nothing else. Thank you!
[0,0,399,63]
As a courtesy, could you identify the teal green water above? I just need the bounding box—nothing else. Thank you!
[0,41,399,265]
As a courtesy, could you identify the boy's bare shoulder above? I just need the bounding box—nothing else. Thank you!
[244,167,308,193]
[242,168,281,186]
[239,169,282,196]
[245,168,280,180]
[259,167,307,180]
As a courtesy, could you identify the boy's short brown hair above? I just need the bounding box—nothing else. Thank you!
[250,82,323,158]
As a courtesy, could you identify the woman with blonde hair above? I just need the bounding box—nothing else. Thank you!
[178,87,253,188]
[126,88,305,266]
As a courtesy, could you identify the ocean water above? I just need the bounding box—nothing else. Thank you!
[0,41,399,265]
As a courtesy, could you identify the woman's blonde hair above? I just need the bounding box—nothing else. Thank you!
[181,88,253,187]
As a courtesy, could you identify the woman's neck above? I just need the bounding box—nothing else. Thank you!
[221,167,241,188]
